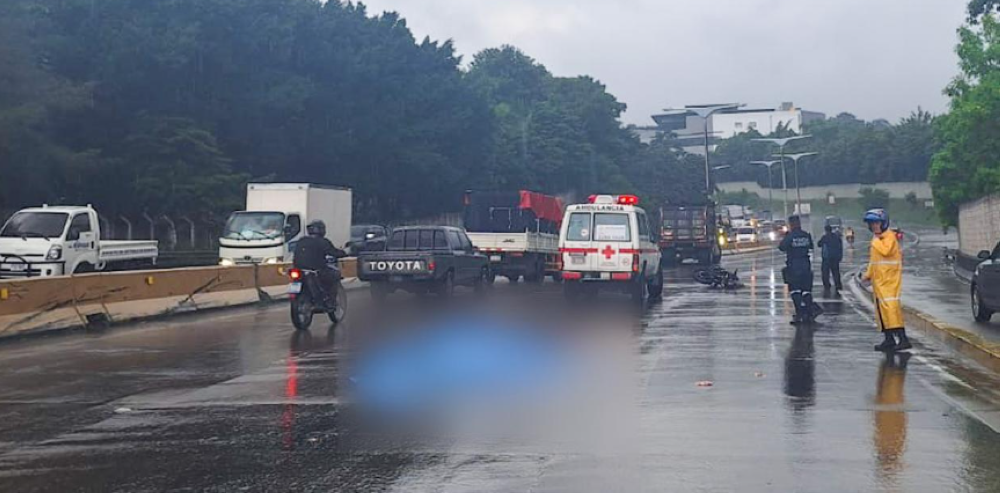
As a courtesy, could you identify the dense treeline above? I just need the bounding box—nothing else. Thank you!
[713,110,937,189]
[929,5,1000,226]
[0,0,674,223]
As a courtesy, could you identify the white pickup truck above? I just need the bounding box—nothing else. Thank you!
[0,206,158,279]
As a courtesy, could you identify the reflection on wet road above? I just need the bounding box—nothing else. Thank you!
[2,248,1000,491]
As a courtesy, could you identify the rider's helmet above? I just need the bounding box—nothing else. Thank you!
[863,208,889,230]
[306,220,327,237]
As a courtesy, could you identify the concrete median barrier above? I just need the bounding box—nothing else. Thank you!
[0,258,358,339]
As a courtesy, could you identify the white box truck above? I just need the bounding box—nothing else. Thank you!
[0,205,158,278]
[219,183,352,266]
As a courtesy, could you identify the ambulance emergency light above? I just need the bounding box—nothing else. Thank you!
[587,194,640,205]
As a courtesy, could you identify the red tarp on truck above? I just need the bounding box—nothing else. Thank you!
[518,191,565,225]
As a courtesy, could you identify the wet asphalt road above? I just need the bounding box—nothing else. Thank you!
[4,248,1000,492]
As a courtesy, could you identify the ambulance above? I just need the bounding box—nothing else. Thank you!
[558,195,663,302]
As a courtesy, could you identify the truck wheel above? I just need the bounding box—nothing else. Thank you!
[73,263,95,274]
[550,271,564,284]
[526,261,544,283]
[648,268,664,299]
[438,272,455,298]
[697,251,712,266]
[507,275,520,284]
[973,284,994,322]
[474,267,490,297]
[660,249,677,267]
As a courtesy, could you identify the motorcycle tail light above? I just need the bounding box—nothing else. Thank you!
[289,268,302,281]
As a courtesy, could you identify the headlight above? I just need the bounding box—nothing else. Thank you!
[46,245,62,261]
[219,258,235,267]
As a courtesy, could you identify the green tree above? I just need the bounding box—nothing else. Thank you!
[930,14,1000,225]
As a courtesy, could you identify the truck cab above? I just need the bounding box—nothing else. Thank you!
[559,195,663,302]
[0,206,158,278]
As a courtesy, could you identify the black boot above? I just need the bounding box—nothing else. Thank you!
[895,329,913,351]
[790,291,805,324]
[875,332,897,352]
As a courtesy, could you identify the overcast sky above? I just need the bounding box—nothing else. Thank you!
[360,0,967,125]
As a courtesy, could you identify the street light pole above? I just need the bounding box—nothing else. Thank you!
[779,152,819,215]
[752,135,812,218]
[686,103,743,195]
[749,160,781,217]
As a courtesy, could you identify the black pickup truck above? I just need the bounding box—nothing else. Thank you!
[358,226,489,300]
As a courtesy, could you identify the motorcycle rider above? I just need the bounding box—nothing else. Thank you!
[779,215,821,324]
[860,209,911,352]
[293,220,348,309]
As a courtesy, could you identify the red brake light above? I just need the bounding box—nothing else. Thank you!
[428,261,436,271]
[289,268,302,281]
[618,195,639,206]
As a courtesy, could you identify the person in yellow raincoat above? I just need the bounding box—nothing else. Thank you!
[861,208,911,352]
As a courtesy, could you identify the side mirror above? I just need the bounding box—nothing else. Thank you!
[979,250,992,260]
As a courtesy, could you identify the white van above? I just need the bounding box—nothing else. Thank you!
[558,195,663,302]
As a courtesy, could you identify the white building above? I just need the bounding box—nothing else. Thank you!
[647,102,825,155]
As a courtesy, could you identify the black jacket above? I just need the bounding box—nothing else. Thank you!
[818,232,843,260]
[779,229,814,267]
[293,236,346,270]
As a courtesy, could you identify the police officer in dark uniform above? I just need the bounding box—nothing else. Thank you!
[293,220,347,308]
[779,215,821,324]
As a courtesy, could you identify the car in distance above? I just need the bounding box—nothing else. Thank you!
[972,242,1000,322]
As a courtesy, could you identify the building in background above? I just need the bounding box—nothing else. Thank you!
[643,102,826,155]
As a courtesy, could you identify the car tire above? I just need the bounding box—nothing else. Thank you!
[507,275,520,284]
[972,284,994,322]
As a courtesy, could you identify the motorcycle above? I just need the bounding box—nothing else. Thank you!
[693,265,742,289]
[288,262,347,331]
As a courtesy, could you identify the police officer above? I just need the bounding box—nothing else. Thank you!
[779,215,821,324]
[860,209,910,352]
[293,220,347,309]
[818,224,844,292]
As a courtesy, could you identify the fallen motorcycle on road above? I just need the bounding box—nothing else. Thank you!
[693,265,743,289]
